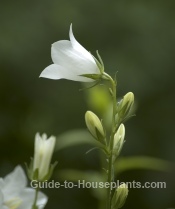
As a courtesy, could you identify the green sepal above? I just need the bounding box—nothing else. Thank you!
[95,126,106,146]
[115,102,131,125]
[109,88,113,96]
[41,161,58,181]
[86,127,106,146]
[117,92,134,121]
[25,162,31,180]
[120,102,131,117]
[85,147,100,154]
[32,168,39,181]
[115,114,121,129]
[122,114,136,124]
[25,159,39,181]
[79,80,100,91]
[80,74,102,80]
[112,140,125,163]
[86,146,109,156]
[96,50,104,73]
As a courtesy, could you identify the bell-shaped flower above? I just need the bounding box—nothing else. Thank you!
[31,133,56,181]
[40,24,103,82]
[0,166,47,209]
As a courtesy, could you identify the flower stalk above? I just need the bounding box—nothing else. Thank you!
[101,72,131,209]
[84,72,132,209]
[41,24,134,209]
[32,185,39,209]
[103,72,118,209]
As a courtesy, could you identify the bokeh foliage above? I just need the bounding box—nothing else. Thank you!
[0,0,175,209]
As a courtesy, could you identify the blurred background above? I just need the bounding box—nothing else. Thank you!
[0,0,175,208]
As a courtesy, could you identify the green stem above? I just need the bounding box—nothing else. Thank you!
[103,73,117,209]
[32,183,39,209]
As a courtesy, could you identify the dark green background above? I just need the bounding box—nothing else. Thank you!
[0,0,175,209]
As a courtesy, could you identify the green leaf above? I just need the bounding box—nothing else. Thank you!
[56,169,103,181]
[84,85,111,115]
[55,129,96,151]
[56,169,106,200]
[115,156,173,174]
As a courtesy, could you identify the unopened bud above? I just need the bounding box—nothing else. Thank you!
[111,183,129,209]
[85,111,106,145]
[113,124,125,161]
[118,92,134,119]
[27,133,57,181]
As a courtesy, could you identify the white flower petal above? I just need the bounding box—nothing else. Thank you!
[0,190,4,206]
[69,24,96,63]
[51,40,99,75]
[39,136,55,179]
[33,133,42,171]
[18,188,47,209]
[41,24,101,82]
[0,166,47,209]
[51,40,70,65]
[40,64,93,82]
[36,190,48,209]
[32,133,57,180]
[2,166,27,202]
[0,178,4,188]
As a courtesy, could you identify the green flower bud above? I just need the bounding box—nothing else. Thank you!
[111,183,129,209]
[118,92,134,119]
[113,124,125,161]
[85,111,106,145]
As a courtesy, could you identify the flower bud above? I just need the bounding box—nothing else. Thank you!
[118,92,134,119]
[27,133,57,181]
[113,124,125,161]
[111,183,129,209]
[85,111,106,145]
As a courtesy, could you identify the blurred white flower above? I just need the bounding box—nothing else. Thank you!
[0,166,47,209]
[40,24,102,82]
[33,133,56,181]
